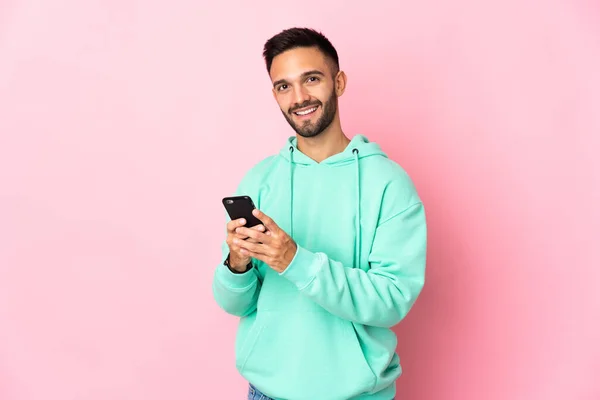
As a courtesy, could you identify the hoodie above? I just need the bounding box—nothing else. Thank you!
[212,134,427,400]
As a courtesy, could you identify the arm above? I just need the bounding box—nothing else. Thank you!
[211,162,269,317]
[280,202,427,328]
[212,233,262,317]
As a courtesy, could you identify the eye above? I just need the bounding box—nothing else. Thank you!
[307,76,319,83]
[277,84,288,92]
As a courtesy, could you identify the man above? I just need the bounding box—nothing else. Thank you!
[212,27,427,400]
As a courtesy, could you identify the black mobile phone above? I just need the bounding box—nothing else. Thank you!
[222,195,262,228]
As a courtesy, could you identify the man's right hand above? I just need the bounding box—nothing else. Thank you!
[226,218,267,272]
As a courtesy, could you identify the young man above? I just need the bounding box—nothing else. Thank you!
[212,27,427,400]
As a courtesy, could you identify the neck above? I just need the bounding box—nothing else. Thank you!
[296,120,350,163]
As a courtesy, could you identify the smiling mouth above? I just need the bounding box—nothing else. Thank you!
[293,105,319,116]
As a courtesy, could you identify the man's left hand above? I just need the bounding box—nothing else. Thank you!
[233,209,297,273]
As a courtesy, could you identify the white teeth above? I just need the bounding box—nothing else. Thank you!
[295,107,317,116]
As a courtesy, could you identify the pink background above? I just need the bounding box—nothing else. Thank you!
[1,0,599,399]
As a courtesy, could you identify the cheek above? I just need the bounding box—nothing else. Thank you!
[275,95,292,111]
[308,86,331,104]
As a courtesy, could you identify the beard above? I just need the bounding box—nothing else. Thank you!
[282,89,337,138]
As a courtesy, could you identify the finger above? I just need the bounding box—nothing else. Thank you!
[233,224,264,242]
[227,218,247,232]
[234,237,261,253]
[239,248,270,265]
[236,227,271,244]
[234,237,269,255]
[252,209,279,233]
[235,233,260,244]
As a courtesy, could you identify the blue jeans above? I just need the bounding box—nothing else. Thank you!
[248,383,274,400]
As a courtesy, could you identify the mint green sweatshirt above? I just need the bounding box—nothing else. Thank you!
[212,135,427,400]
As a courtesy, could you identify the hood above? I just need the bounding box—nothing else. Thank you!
[279,134,387,166]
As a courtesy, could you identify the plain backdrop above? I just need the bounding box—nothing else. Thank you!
[1,0,599,399]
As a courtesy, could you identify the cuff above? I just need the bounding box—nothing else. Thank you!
[215,262,257,291]
[279,244,323,290]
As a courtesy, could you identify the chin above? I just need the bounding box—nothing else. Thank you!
[296,125,326,138]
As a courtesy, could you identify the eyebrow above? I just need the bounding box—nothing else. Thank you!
[273,70,326,88]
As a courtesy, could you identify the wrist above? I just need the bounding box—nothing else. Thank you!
[279,241,298,272]
[225,253,252,273]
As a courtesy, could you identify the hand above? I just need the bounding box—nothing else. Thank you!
[233,209,297,273]
[225,218,266,272]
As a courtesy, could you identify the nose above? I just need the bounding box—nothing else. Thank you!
[292,84,311,107]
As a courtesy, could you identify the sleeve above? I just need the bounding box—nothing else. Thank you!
[279,201,427,328]
[211,238,262,317]
[211,164,266,317]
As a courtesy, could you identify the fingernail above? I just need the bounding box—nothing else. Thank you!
[239,219,245,224]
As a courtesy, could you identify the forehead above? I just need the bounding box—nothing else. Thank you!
[269,46,332,82]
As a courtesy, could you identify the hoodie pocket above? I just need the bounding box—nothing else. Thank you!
[238,310,376,400]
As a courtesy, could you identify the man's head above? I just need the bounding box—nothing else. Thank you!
[263,27,346,138]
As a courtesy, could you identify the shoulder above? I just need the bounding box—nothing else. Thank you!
[234,154,281,195]
[367,155,418,191]
[364,155,422,213]
[370,156,413,181]
[240,155,279,184]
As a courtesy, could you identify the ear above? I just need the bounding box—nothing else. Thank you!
[335,71,347,97]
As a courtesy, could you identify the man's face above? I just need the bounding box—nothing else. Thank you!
[269,47,339,138]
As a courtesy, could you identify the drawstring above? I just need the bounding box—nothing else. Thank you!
[352,148,361,268]
[289,146,294,238]
[288,144,361,269]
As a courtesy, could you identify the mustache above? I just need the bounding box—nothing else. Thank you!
[289,101,322,114]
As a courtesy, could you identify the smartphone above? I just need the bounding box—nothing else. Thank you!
[222,195,262,228]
